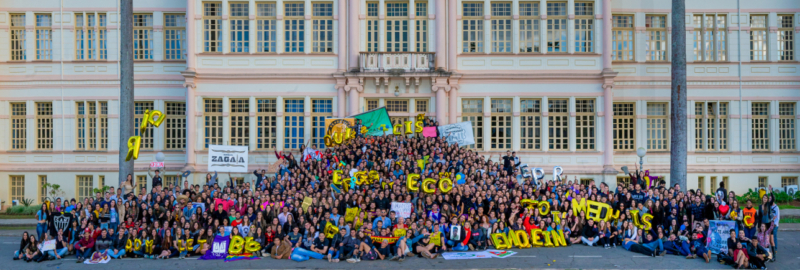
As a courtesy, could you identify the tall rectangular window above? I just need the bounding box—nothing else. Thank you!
[133,14,154,60]
[574,2,593,53]
[546,2,567,52]
[647,103,668,151]
[35,14,53,60]
[386,3,409,52]
[99,14,108,59]
[692,14,726,61]
[415,1,428,52]
[75,13,103,60]
[257,99,278,149]
[164,14,187,59]
[257,2,277,52]
[548,99,568,150]
[76,102,86,150]
[415,99,428,114]
[36,102,53,150]
[10,103,26,150]
[366,99,378,111]
[778,15,794,61]
[165,102,186,150]
[10,14,26,61]
[203,2,223,52]
[779,102,796,151]
[695,101,728,151]
[490,99,512,150]
[758,176,767,188]
[645,15,667,61]
[38,175,47,204]
[367,2,379,52]
[612,15,634,61]
[491,2,512,53]
[462,2,484,53]
[576,99,595,150]
[313,3,334,52]
[285,2,306,52]
[230,99,250,146]
[99,102,108,150]
[694,102,704,150]
[136,176,147,195]
[204,99,223,148]
[10,176,25,202]
[134,102,154,150]
[312,99,333,148]
[164,175,179,188]
[462,99,484,149]
[87,102,97,149]
[613,103,635,150]
[284,99,305,149]
[76,176,93,201]
[719,102,728,150]
[520,99,541,150]
[76,13,87,60]
[230,2,250,52]
[519,2,540,53]
[751,102,769,151]
[706,103,717,150]
[750,15,767,61]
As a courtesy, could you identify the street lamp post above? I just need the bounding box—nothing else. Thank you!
[637,147,647,172]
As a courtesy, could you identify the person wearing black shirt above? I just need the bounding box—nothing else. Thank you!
[502,151,514,174]
[148,168,163,193]
[580,220,599,246]
[311,233,329,256]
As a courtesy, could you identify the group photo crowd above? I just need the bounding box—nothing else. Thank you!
[10,118,782,269]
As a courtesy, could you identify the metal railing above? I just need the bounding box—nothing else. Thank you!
[360,52,434,72]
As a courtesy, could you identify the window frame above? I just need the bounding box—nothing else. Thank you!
[204,98,224,149]
[164,13,187,60]
[749,14,768,61]
[284,1,306,53]
[312,99,333,148]
[38,175,47,204]
[777,14,794,61]
[165,102,187,150]
[10,103,27,150]
[256,98,278,150]
[575,98,595,150]
[779,102,796,151]
[520,98,541,150]
[133,13,154,60]
[366,2,380,52]
[283,99,305,149]
[134,101,154,150]
[35,102,53,150]
[612,102,635,150]
[490,98,512,150]
[518,1,540,53]
[782,176,798,188]
[10,14,26,61]
[646,102,669,151]
[462,99,484,150]
[229,98,250,146]
[692,13,727,62]
[415,1,428,52]
[76,175,94,201]
[546,2,567,53]
[645,14,667,61]
[256,2,278,53]
[35,13,53,60]
[490,1,512,53]
[751,102,770,152]
[573,1,594,53]
[203,1,223,53]
[462,1,485,53]
[312,2,335,53]
[385,1,409,52]
[229,1,251,53]
[611,14,634,62]
[548,99,568,151]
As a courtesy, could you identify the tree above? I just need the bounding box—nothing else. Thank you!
[670,0,687,191]
[118,0,134,186]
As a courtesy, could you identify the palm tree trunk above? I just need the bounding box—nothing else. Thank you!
[670,0,687,191]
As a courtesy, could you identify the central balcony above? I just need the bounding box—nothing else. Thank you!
[359,52,434,73]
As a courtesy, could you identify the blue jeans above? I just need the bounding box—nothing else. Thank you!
[291,247,325,262]
[744,226,757,239]
[108,249,126,258]
[772,226,778,249]
[36,223,48,239]
[642,239,663,252]
[695,245,708,257]
[109,222,119,232]
[446,240,468,251]
[46,247,69,259]
[327,249,340,259]
[76,248,93,259]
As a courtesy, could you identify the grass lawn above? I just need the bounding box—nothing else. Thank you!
[780,218,800,224]
[0,214,34,219]
[777,204,800,210]
[0,226,35,231]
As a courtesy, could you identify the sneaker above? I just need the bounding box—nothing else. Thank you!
[660,250,667,256]
[356,257,361,262]
[390,255,399,261]
[398,255,405,262]
[333,259,339,263]
[327,254,332,262]
[346,258,356,263]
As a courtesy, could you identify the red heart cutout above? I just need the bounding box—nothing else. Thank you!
[719,205,730,214]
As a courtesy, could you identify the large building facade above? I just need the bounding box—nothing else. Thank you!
[0,0,798,206]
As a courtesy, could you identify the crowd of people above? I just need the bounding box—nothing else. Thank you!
[11,119,782,269]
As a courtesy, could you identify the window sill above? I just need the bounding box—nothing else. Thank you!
[72,60,112,63]
[133,59,155,62]
[612,61,637,63]
[73,150,110,152]
[33,60,54,62]
[198,52,224,55]
[160,60,187,63]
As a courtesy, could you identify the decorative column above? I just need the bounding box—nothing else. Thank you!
[436,0,446,68]
[435,86,447,124]
[337,85,346,117]
[448,0,457,70]
[184,82,197,165]
[602,84,614,169]
[349,0,360,70]
[602,0,611,69]
[448,86,458,125]
[541,96,549,152]
[186,0,196,71]
[345,78,362,116]
[338,0,347,71]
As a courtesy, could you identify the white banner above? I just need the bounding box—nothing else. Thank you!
[391,202,412,218]
[438,121,475,146]
[208,145,249,173]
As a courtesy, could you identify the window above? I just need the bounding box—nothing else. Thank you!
[758,176,767,188]
[491,2,512,53]
[76,175,93,201]
[719,102,728,150]
[230,99,250,146]
[722,176,729,192]
[574,2,593,53]
[546,2,567,52]
[35,14,53,60]
[165,176,179,188]
[520,99,541,150]
[136,175,147,195]
[75,13,86,60]
[645,15,666,61]
[696,102,729,151]
[164,14,186,59]
[230,2,250,53]
[462,2,484,53]
[256,99,278,149]
[36,102,53,150]
[257,2,277,52]
[415,1,428,52]
[576,99,595,150]
[312,3,334,52]
[647,103,668,151]
[76,102,86,150]
[580,178,593,186]
[692,14,726,61]
[750,15,767,61]
[133,14,153,60]
[203,2,223,52]
[706,103,717,150]
[752,102,769,151]
[694,103,704,150]
[10,176,25,202]
[612,15,634,61]
[204,99,223,148]
[698,176,705,193]
[38,175,47,203]
[385,2,409,52]
[782,176,798,187]
[134,102,154,149]
[165,102,186,150]
[75,13,106,60]
[10,14,26,61]
[74,102,106,150]
[779,102,796,151]
[613,103,635,150]
[285,2,306,52]
[87,102,97,149]
[616,176,631,188]
[284,99,305,149]
[367,2,379,52]
[312,99,333,148]
[778,15,794,61]
[99,14,108,59]
[366,99,379,111]
[11,103,26,150]
[490,99,512,149]
[415,99,428,113]
[462,99,484,149]
[548,99,568,150]
[385,100,408,113]
[99,175,105,189]
[519,2,540,53]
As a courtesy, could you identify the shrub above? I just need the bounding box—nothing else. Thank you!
[23,205,40,215]
[5,205,25,214]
